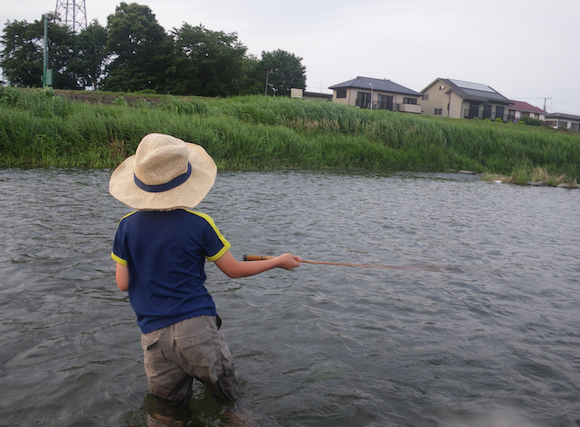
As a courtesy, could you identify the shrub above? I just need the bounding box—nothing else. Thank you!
[519,116,543,127]
[112,96,128,107]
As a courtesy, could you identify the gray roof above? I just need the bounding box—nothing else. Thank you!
[329,76,421,97]
[303,91,333,100]
[545,112,580,121]
[425,78,511,105]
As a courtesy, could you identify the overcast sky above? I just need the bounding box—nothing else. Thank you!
[2,0,579,116]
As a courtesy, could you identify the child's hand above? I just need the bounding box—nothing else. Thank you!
[277,253,302,270]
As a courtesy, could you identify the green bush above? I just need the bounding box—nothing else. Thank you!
[112,96,128,107]
[519,116,543,126]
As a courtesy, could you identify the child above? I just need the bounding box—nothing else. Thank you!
[110,133,301,407]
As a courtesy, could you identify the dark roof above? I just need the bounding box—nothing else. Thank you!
[329,76,421,96]
[303,91,333,100]
[423,78,511,105]
[508,100,547,114]
[545,112,580,121]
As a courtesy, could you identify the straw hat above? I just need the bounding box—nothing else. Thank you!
[109,133,217,210]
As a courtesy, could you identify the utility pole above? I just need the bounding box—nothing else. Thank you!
[42,15,52,87]
[55,0,88,33]
[43,15,47,87]
[264,71,271,96]
[543,97,552,111]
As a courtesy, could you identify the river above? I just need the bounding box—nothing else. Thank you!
[1,168,579,427]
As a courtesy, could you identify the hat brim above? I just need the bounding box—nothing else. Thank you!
[109,143,217,210]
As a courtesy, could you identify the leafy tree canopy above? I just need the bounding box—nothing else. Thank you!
[68,20,108,90]
[258,49,307,97]
[0,14,80,89]
[0,3,307,96]
[166,24,248,96]
[103,2,173,92]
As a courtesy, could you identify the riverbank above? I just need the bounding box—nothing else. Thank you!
[1,87,579,186]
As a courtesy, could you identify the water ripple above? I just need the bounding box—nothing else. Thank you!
[1,168,579,426]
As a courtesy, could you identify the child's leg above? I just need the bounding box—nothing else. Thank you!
[173,315,238,401]
[141,327,193,402]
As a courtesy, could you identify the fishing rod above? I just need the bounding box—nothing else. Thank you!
[243,254,445,272]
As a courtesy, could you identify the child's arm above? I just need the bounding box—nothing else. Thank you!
[214,250,301,279]
[115,262,130,291]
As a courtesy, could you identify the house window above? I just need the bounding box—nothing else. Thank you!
[336,89,347,99]
[378,94,394,110]
[571,123,580,132]
[483,104,492,120]
[434,108,443,116]
[355,91,372,109]
[422,94,429,101]
[496,106,505,121]
[468,102,480,119]
[403,97,417,104]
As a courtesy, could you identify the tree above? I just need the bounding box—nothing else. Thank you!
[257,49,306,97]
[68,19,109,90]
[166,24,248,96]
[237,55,263,95]
[103,2,173,92]
[0,14,80,89]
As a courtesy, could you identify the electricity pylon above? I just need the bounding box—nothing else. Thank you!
[55,0,88,33]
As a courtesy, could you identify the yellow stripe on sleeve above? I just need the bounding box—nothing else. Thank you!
[207,243,231,262]
[186,210,232,261]
[111,252,127,266]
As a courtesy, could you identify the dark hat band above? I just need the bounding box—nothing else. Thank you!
[134,163,192,193]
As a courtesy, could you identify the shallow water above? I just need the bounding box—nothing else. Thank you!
[1,168,579,427]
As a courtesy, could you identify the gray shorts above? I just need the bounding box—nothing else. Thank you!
[140,316,238,402]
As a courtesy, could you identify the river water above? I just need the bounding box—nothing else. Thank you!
[1,168,579,427]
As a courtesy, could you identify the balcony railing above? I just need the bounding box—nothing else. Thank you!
[398,103,422,114]
[464,109,507,122]
[355,99,421,113]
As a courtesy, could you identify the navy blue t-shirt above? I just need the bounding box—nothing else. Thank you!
[112,209,231,334]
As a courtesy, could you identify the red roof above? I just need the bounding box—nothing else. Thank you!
[509,100,547,114]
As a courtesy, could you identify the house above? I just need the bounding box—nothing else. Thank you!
[329,76,422,113]
[544,113,580,131]
[507,101,547,123]
[420,78,511,121]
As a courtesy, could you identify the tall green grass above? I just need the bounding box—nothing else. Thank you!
[1,87,579,184]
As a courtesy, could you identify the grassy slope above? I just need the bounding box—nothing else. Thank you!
[1,87,579,185]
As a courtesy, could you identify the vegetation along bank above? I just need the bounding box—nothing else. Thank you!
[0,87,579,187]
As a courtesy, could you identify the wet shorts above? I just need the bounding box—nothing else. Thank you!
[140,316,238,402]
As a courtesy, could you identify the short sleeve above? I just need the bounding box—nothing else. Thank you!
[189,211,231,261]
[111,216,130,266]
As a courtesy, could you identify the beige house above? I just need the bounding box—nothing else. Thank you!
[421,78,511,121]
[329,76,422,113]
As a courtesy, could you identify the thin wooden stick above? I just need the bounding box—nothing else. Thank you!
[243,254,444,272]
